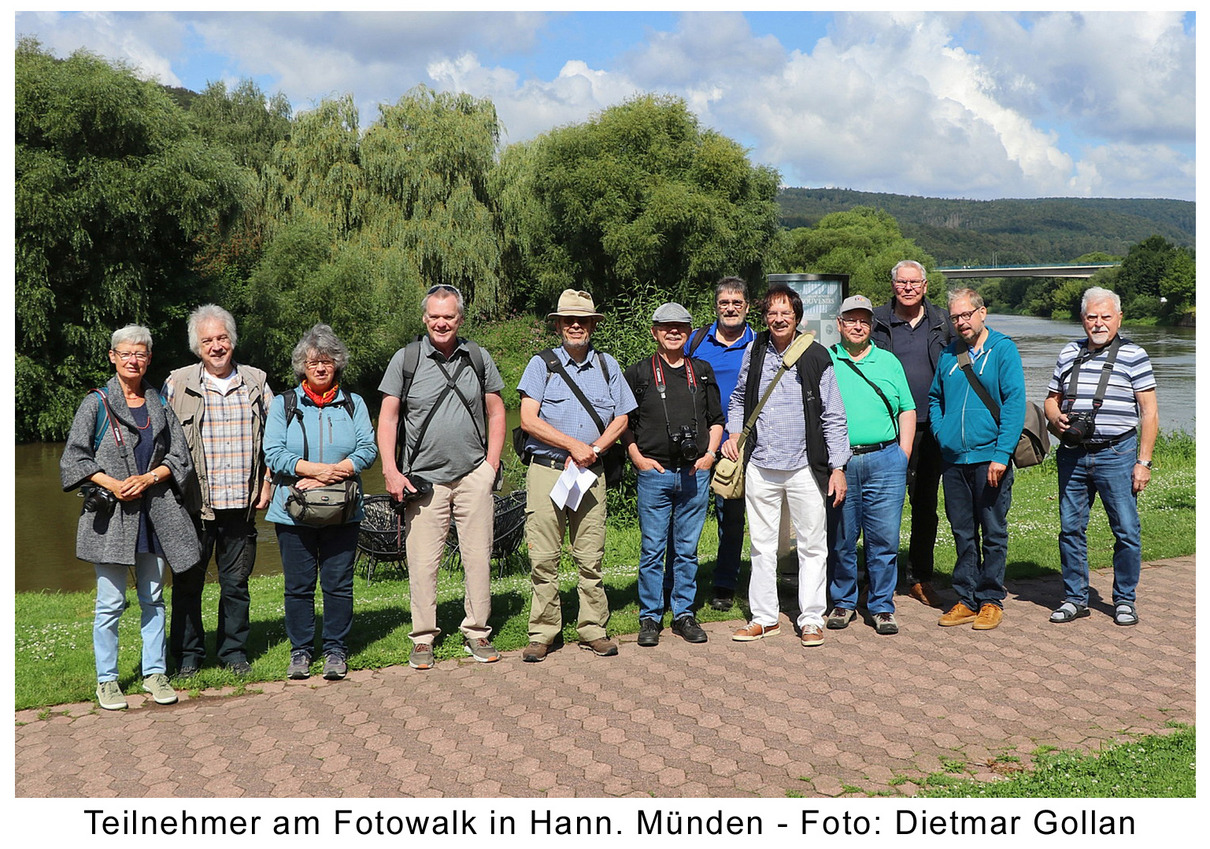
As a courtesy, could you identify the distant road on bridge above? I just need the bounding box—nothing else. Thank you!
[937,263,1118,279]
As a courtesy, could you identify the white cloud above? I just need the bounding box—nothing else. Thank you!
[13,10,1195,200]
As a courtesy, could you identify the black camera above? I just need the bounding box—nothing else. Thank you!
[392,475,434,513]
[79,483,117,518]
[670,425,700,462]
[1061,411,1096,447]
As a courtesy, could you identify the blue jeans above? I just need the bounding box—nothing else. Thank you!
[1057,435,1141,606]
[942,461,1014,610]
[94,553,167,682]
[637,468,711,620]
[828,443,908,614]
[276,522,360,656]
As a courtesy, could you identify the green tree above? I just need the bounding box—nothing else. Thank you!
[497,94,780,312]
[772,207,939,303]
[247,87,506,399]
[15,39,248,440]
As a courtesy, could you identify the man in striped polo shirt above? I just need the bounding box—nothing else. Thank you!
[1044,287,1158,627]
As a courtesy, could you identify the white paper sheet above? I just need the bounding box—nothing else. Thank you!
[549,463,598,510]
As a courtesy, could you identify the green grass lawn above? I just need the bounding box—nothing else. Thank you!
[16,433,1194,711]
[15,434,1196,797]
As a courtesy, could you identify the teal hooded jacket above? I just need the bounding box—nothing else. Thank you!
[927,327,1026,467]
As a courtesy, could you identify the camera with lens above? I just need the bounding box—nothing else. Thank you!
[79,483,117,518]
[669,425,700,462]
[1060,411,1096,446]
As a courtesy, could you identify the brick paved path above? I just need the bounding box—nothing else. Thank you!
[15,557,1194,798]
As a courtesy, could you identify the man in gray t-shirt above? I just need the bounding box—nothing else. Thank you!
[377,285,506,670]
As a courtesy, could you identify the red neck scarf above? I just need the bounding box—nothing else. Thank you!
[302,381,340,407]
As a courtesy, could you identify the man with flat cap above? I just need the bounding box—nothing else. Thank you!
[622,303,724,648]
[515,290,637,662]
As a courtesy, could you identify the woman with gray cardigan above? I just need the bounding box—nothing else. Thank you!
[60,325,200,711]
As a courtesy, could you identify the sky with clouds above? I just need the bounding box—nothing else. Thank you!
[13,9,1197,201]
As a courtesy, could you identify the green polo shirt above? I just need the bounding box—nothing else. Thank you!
[829,343,915,447]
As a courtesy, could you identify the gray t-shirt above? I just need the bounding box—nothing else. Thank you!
[379,336,504,484]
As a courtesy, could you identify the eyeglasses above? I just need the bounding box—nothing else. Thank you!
[716,299,747,308]
[654,324,689,333]
[426,285,462,298]
[112,350,149,362]
[838,317,872,328]
[949,308,983,324]
[560,316,592,327]
[893,279,926,291]
[305,358,335,369]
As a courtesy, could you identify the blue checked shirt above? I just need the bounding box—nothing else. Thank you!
[727,337,851,471]
[517,345,637,463]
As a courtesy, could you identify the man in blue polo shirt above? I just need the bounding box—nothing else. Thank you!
[684,277,756,611]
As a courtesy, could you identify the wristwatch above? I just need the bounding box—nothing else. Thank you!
[591,444,601,456]
[150,470,160,483]
[1136,459,1152,469]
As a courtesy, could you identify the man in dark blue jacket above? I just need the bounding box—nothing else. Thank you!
[871,260,952,608]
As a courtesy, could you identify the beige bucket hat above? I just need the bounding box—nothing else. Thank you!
[547,289,604,320]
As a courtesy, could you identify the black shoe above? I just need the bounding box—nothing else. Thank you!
[226,660,252,677]
[637,617,661,647]
[175,664,200,679]
[672,615,708,644]
[708,590,734,611]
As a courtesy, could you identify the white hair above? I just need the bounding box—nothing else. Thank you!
[1081,287,1122,316]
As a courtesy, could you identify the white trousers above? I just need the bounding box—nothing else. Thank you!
[745,463,828,630]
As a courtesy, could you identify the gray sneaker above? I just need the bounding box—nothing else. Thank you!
[323,652,348,680]
[464,638,500,663]
[96,680,127,711]
[142,673,179,705]
[409,643,435,670]
[873,612,899,635]
[287,650,312,680]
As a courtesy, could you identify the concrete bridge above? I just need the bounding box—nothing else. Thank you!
[937,263,1118,279]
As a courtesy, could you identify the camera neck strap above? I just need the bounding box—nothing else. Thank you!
[1062,335,1122,414]
[651,354,699,452]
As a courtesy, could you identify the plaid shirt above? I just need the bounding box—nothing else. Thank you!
[164,370,273,510]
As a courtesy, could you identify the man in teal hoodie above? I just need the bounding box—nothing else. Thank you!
[928,289,1025,631]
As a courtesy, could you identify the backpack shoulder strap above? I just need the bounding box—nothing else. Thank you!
[399,339,425,410]
[91,388,112,451]
[687,326,711,358]
[956,345,1001,423]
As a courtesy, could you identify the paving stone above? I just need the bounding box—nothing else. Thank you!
[13,557,1195,799]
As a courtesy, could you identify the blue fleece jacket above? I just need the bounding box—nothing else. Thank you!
[263,386,378,525]
[928,327,1026,466]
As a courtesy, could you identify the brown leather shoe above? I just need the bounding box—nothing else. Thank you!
[521,641,549,663]
[731,621,781,641]
[578,637,619,657]
[938,602,979,627]
[972,603,1004,630]
[800,625,824,647]
[908,581,943,608]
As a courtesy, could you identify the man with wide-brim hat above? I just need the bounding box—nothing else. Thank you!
[546,289,605,321]
[516,289,636,662]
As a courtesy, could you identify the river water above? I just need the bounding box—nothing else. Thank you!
[15,316,1194,593]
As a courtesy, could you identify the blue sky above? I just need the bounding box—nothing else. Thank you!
[12,9,1196,200]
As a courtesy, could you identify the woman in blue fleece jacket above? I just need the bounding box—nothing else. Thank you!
[264,324,378,681]
[928,289,1025,631]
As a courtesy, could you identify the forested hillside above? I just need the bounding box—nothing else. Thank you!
[778,189,1195,266]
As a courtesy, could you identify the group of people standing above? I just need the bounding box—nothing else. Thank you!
[60,266,1157,711]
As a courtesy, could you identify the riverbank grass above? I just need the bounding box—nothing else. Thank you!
[16,432,1194,713]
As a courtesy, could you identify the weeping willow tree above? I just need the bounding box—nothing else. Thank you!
[245,87,506,396]
[15,39,248,440]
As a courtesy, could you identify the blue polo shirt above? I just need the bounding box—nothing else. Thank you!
[685,321,755,410]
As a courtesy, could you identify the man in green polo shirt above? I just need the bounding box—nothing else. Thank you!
[826,295,917,635]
